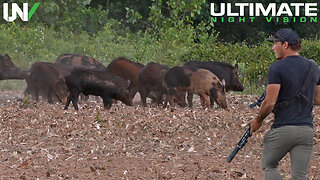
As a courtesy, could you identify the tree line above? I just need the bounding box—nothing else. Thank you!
[1,0,319,43]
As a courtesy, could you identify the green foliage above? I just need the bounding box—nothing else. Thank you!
[0,1,320,94]
[95,113,104,124]
[1,22,319,93]
[0,80,26,90]
[20,95,31,108]
[300,39,320,61]
[0,0,108,34]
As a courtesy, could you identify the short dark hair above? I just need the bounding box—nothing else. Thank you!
[281,40,302,51]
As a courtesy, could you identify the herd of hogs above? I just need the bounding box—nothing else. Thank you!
[0,53,245,110]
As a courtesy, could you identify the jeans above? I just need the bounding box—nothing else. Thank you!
[262,125,313,180]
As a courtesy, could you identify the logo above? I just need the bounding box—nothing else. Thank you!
[3,3,40,22]
[210,3,318,23]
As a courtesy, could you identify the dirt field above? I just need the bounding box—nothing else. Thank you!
[0,90,319,180]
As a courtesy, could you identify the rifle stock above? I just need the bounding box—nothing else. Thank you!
[249,90,266,108]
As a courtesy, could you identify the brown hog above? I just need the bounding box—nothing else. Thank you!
[26,62,70,104]
[0,54,28,80]
[138,62,169,107]
[164,66,228,110]
[55,53,107,71]
[188,68,228,109]
[106,57,145,98]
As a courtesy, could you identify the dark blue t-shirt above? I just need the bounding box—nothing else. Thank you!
[268,56,320,128]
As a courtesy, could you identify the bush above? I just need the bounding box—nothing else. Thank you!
[0,23,319,94]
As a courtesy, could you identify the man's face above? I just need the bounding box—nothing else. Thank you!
[272,41,286,60]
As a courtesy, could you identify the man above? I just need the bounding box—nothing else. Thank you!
[249,28,320,179]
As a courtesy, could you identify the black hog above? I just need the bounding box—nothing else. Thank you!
[0,54,28,80]
[164,66,228,110]
[106,57,145,98]
[55,53,107,71]
[184,61,244,107]
[25,62,70,104]
[55,53,107,102]
[64,68,133,110]
[184,61,244,92]
[138,62,169,107]
[163,66,193,108]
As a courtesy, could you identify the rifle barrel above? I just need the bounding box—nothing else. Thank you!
[227,146,240,163]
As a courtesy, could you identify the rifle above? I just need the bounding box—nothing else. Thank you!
[249,90,266,108]
[227,126,251,163]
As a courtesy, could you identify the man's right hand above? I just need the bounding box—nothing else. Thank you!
[248,118,262,135]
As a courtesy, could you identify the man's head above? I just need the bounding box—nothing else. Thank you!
[267,28,301,60]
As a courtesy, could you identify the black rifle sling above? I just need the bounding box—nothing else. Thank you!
[274,60,318,110]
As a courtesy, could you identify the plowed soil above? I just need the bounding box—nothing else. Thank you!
[0,90,319,179]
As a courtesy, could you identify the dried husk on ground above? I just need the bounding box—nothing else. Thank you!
[0,90,319,179]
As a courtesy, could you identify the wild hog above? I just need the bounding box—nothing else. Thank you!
[188,68,228,109]
[64,68,133,110]
[55,53,107,71]
[163,66,193,108]
[0,54,28,80]
[26,62,70,104]
[164,66,228,110]
[184,61,244,92]
[184,61,244,107]
[138,62,169,107]
[106,57,145,98]
[55,53,107,102]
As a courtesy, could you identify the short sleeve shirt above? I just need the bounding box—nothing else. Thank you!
[268,56,320,128]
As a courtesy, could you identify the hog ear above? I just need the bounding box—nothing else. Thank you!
[234,64,239,72]
[4,54,11,60]
[221,79,226,92]
[221,79,226,86]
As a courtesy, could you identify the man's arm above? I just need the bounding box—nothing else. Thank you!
[314,85,320,105]
[249,84,280,135]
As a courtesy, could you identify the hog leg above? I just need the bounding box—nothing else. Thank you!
[163,94,172,108]
[102,96,112,110]
[187,92,194,107]
[199,95,205,107]
[139,87,148,107]
[209,88,217,108]
[168,94,175,107]
[64,95,72,110]
[34,87,40,101]
[156,88,165,105]
[199,94,210,108]
[47,87,54,104]
[64,89,80,110]
[149,92,157,105]
[72,91,80,110]
[204,95,210,108]
[209,95,215,108]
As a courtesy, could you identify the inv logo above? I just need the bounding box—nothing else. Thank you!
[3,3,40,22]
